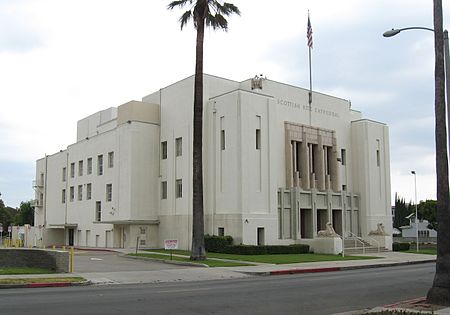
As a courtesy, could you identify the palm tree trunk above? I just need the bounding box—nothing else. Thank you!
[190,11,206,261]
[427,0,450,306]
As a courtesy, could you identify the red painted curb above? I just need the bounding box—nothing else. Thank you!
[269,267,341,275]
[27,282,72,288]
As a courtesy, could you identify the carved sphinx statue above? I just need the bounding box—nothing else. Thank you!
[368,223,389,236]
[317,222,340,238]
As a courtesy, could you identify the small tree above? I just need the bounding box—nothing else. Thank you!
[14,201,34,226]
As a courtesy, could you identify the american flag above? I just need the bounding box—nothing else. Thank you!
[307,15,313,48]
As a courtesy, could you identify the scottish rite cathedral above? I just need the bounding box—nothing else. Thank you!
[33,74,392,251]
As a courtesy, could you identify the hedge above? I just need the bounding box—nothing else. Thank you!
[204,235,233,252]
[392,242,411,251]
[220,244,310,255]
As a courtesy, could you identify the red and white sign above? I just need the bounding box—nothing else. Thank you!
[164,239,178,250]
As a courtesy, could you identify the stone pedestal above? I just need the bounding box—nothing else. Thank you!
[313,237,342,255]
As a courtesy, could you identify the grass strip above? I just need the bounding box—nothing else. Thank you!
[0,268,56,275]
[129,253,251,267]
[405,248,437,255]
[0,277,85,285]
[145,249,379,264]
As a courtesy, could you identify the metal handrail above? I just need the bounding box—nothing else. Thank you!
[365,235,381,253]
[345,232,367,254]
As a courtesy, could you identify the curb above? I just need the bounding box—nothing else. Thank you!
[245,259,437,276]
[123,253,209,268]
[0,281,91,289]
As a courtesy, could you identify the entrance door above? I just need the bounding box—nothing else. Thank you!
[68,228,74,246]
[257,227,265,246]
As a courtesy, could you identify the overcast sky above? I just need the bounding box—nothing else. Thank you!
[0,0,448,207]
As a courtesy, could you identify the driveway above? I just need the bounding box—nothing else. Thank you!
[73,250,184,273]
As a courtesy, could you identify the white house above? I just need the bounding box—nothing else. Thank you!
[400,213,437,239]
[33,74,392,251]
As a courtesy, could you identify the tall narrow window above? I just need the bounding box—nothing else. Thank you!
[78,185,83,201]
[95,201,101,222]
[108,152,114,168]
[86,183,92,200]
[376,149,380,167]
[175,137,182,157]
[97,155,103,175]
[221,130,226,150]
[256,129,261,150]
[70,186,74,202]
[161,181,167,199]
[62,167,67,182]
[62,189,66,204]
[87,158,93,175]
[78,160,84,176]
[176,179,182,198]
[106,184,112,202]
[161,141,167,159]
[70,163,75,178]
[341,149,346,166]
[218,227,225,236]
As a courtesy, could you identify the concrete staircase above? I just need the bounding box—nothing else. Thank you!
[343,238,389,255]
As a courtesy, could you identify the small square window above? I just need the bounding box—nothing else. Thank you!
[69,186,74,202]
[175,138,182,157]
[108,152,114,168]
[86,183,92,200]
[176,179,182,198]
[161,181,167,199]
[70,163,75,178]
[218,227,225,236]
[256,129,261,150]
[78,160,83,176]
[106,184,112,202]
[376,149,380,167]
[78,185,83,201]
[95,201,101,222]
[221,130,225,150]
[341,149,346,166]
[87,158,93,174]
[161,141,167,159]
[98,155,103,175]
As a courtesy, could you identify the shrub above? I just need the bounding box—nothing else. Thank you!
[204,234,233,252]
[392,242,411,251]
[221,244,310,255]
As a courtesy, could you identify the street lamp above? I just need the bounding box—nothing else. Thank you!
[411,171,419,252]
[383,27,450,154]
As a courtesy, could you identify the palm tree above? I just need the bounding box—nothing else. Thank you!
[167,0,240,260]
[427,0,450,306]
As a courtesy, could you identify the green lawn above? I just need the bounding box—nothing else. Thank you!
[406,248,437,255]
[144,249,378,264]
[0,267,55,275]
[129,253,251,267]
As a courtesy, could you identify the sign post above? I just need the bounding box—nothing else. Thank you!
[164,239,178,260]
[8,226,11,247]
[0,224,3,247]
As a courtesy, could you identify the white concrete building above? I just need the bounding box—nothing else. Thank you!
[34,74,392,251]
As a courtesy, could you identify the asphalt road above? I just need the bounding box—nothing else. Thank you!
[0,263,436,315]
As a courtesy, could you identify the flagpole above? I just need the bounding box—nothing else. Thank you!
[308,43,312,125]
[307,11,313,125]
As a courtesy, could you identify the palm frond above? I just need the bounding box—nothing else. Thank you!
[206,13,228,30]
[167,0,192,10]
[179,10,193,29]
